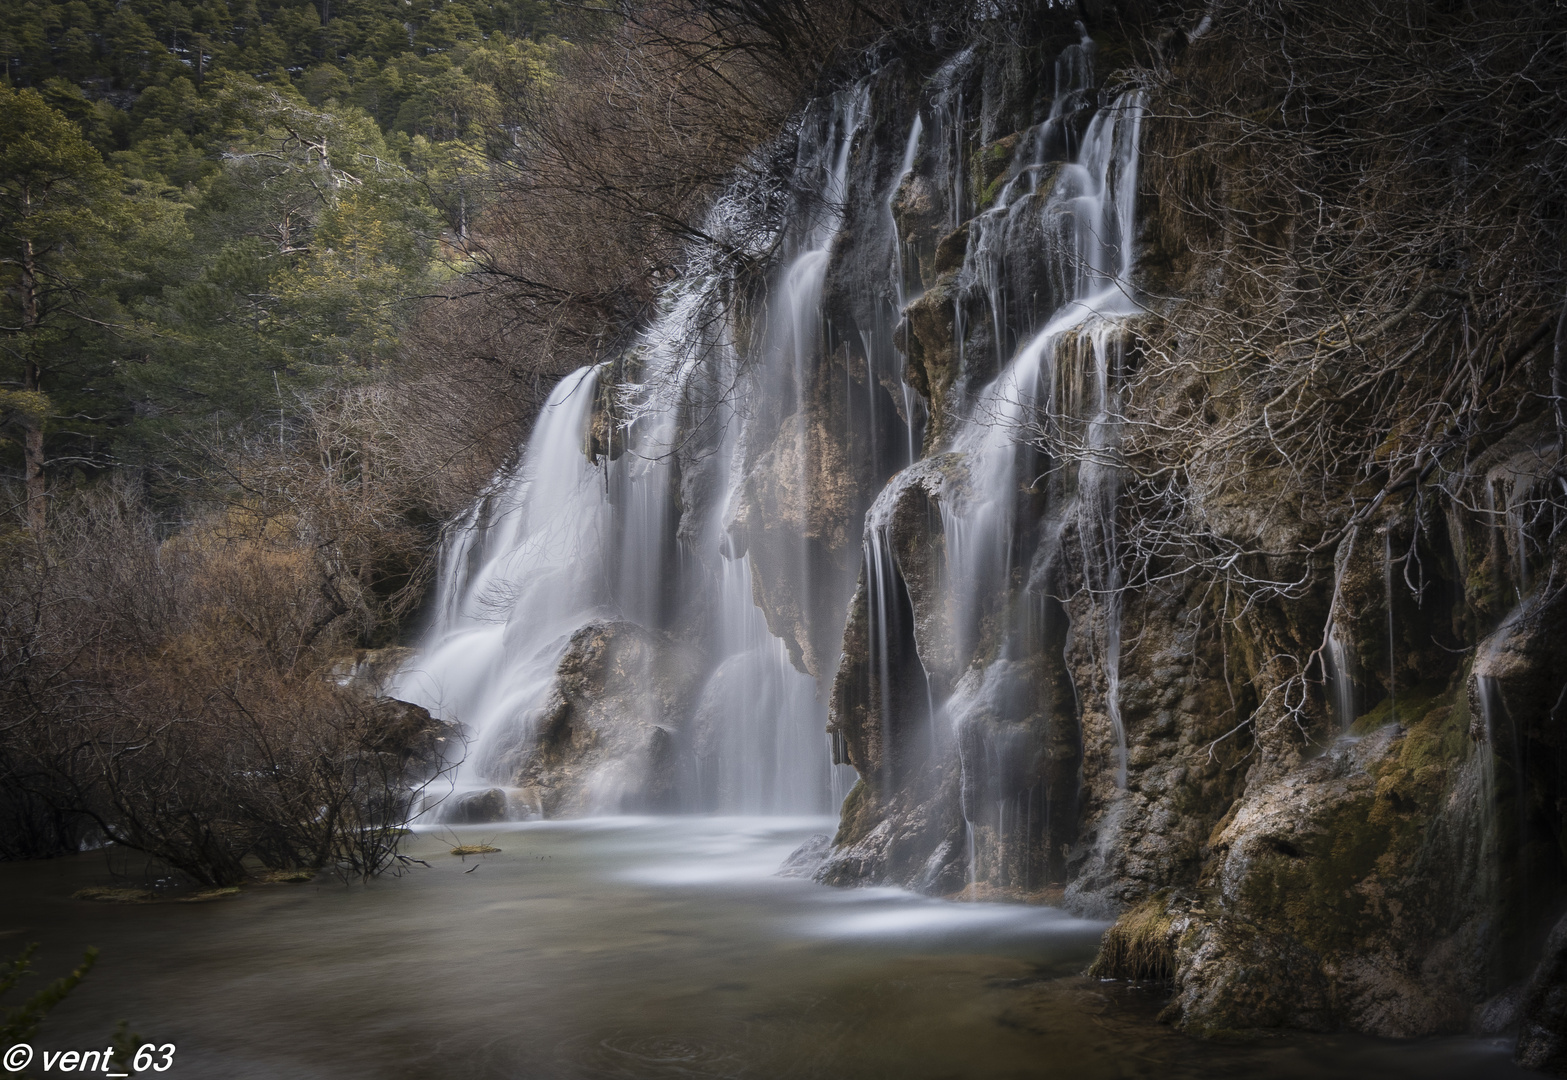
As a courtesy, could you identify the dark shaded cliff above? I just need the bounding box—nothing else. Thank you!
[408,0,1567,1062]
[779,0,1567,1057]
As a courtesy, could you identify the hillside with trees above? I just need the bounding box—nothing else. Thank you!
[0,0,904,878]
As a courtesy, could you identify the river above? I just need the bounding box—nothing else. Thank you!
[0,818,1528,1079]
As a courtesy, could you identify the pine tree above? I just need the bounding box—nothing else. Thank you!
[0,85,128,530]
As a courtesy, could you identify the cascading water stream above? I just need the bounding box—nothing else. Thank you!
[1384,530,1397,725]
[1474,603,1527,924]
[930,48,974,233]
[395,88,875,819]
[891,114,927,467]
[1321,527,1358,730]
[959,29,1099,375]
[393,366,608,786]
[944,88,1143,880]
[854,60,1146,889]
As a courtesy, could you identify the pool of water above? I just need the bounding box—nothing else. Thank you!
[0,817,1529,1079]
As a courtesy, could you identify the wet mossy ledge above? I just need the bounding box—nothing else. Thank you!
[1087,894,1177,983]
[74,884,253,904]
[67,864,324,904]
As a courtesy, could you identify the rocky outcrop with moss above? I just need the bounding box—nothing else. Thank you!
[766,0,1567,1061]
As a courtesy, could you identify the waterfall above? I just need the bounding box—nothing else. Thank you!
[892,114,926,467]
[397,28,1146,849]
[1474,603,1526,934]
[890,74,1146,886]
[828,23,1146,894]
[395,87,878,819]
[1321,527,1358,730]
[392,366,607,788]
[930,48,974,232]
[1383,529,1397,725]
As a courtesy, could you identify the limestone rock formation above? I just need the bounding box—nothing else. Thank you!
[502,620,699,816]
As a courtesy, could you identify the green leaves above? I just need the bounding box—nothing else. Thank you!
[0,0,566,487]
[0,85,117,247]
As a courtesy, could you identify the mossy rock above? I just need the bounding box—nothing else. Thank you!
[971,133,1021,211]
[256,868,317,884]
[451,845,501,856]
[1088,892,1176,981]
[72,887,155,903]
[181,887,241,902]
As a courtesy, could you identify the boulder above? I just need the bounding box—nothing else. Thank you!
[508,620,700,816]
[447,787,509,824]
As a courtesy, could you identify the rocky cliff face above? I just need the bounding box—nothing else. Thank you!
[767,0,1566,1056]
[409,0,1567,1060]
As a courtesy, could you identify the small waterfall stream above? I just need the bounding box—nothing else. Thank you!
[1321,527,1359,731]
[930,83,1145,882]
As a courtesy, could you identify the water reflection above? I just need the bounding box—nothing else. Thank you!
[0,818,1529,1079]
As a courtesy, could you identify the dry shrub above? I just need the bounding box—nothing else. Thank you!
[436,0,976,389]
[1064,0,1567,745]
[1126,0,1567,565]
[0,479,450,882]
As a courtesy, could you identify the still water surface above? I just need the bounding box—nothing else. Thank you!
[0,818,1529,1079]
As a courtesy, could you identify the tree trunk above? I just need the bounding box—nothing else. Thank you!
[20,235,45,533]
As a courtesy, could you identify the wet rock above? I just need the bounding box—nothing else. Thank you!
[892,174,948,291]
[1517,913,1567,1072]
[1164,715,1490,1037]
[738,409,860,679]
[777,834,834,878]
[902,274,960,441]
[509,620,700,816]
[448,787,509,824]
[814,772,969,893]
[1474,985,1523,1036]
[934,225,970,274]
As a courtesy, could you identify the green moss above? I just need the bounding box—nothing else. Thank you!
[978,174,1008,212]
[1238,792,1388,955]
[832,778,875,847]
[1242,682,1472,957]
[1087,892,1176,981]
[1349,680,1448,736]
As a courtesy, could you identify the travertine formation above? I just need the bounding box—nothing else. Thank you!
[407,1,1567,1059]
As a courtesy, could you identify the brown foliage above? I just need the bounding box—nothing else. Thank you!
[0,481,450,882]
[1126,0,1567,570]
[433,0,973,387]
